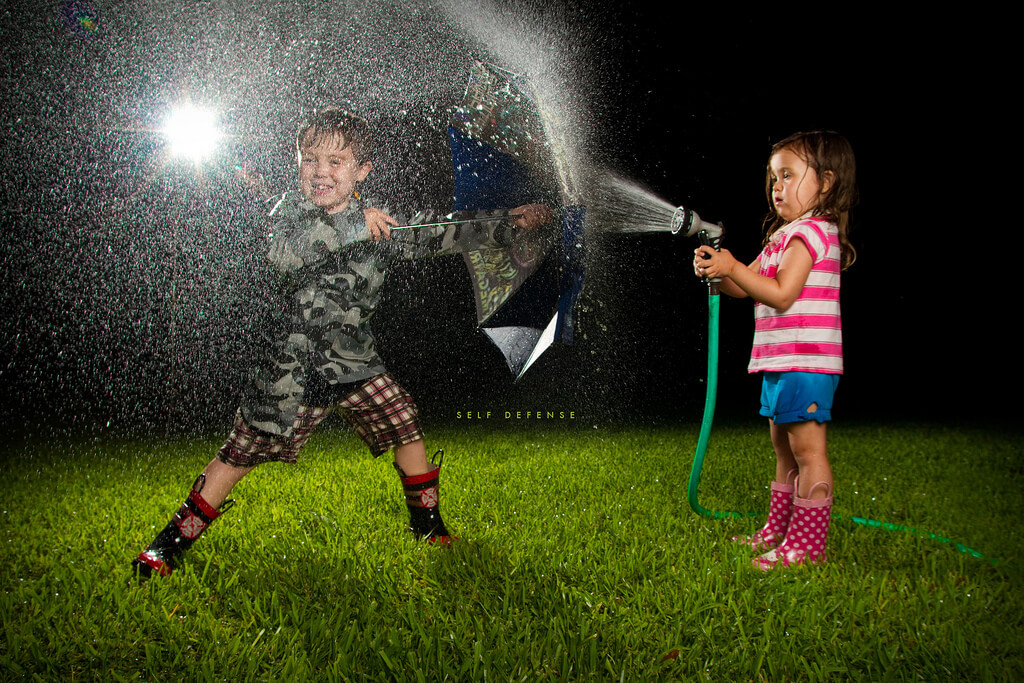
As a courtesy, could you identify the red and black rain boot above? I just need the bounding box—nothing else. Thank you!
[395,450,455,545]
[131,474,233,580]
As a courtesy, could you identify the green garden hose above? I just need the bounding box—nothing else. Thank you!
[686,290,749,520]
[685,287,994,562]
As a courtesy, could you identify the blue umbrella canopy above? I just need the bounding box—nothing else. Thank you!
[449,61,585,380]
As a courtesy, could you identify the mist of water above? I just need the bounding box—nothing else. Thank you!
[588,173,680,235]
[1,0,634,432]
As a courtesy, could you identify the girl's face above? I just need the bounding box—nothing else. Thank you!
[297,131,371,214]
[769,147,824,222]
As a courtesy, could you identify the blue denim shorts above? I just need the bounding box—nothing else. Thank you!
[759,372,840,424]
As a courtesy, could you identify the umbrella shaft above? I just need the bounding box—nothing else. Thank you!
[393,212,522,231]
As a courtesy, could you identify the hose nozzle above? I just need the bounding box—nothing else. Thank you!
[673,205,725,291]
[672,206,724,257]
[670,205,722,242]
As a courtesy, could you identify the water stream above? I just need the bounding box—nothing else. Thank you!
[588,173,680,234]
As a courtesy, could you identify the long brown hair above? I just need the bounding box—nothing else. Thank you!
[763,130,858,269]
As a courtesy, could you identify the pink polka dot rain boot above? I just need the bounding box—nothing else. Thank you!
[734,471,796,552]
[755,480,832,570]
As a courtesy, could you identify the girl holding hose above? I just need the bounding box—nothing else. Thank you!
[694,130,857,569]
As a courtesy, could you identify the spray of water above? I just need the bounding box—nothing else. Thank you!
[438,0,591,205]
[588,173,679,234]
[1,0,645,431]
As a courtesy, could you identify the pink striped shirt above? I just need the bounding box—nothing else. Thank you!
[748,217,843,374]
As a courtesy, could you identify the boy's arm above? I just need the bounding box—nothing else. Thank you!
[364,208,398,242]
[265,197,373,273]
[388,204,553,260]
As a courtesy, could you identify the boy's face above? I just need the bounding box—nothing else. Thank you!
[297,130,371,214]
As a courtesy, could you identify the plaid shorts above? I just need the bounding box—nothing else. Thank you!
[217,373,424,467]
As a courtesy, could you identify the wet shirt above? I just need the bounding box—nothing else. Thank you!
[748,216,843,375]
[242,192,519,436]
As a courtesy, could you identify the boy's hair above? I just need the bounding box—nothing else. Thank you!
[296,107,373,165]
[763,130,858,269]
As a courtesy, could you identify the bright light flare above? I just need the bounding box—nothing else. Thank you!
[162,106,221,160]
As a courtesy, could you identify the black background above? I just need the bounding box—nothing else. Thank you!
[0,2,1014,438]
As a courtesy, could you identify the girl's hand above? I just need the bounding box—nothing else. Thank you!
[693,246,738,279]
[364,208,398,242]
[511,204,554,231]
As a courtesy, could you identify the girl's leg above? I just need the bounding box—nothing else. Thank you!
[783,419,832,499]
[734,420,800,552]
[769,419,799,482]
[755,416,834,569]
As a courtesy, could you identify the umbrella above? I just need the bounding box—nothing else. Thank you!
[449,61,586,380]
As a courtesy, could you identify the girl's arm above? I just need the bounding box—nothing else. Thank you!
[707,256,759,299]
[693,247,757,298]
[695,239,813,310]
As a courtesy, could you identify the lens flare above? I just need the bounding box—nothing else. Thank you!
[162,106,221,161]
[61,0,100,39]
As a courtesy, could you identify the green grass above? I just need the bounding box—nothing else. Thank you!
[2,420,1022,681]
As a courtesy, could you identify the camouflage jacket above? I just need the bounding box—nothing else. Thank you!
[241,191,520,436]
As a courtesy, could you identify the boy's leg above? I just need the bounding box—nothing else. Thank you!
[198,458,255,509]
[394,445,453,543]
[393,439,430,477]
[336,374,454,543]
[131,407,325,580]
[130,461,245,580]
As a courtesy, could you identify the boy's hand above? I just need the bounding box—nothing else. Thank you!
[234,163,270,200]
[510,204,554,231]
[364,208,398,242]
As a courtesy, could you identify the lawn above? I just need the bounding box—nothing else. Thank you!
[2,419,1021,680]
